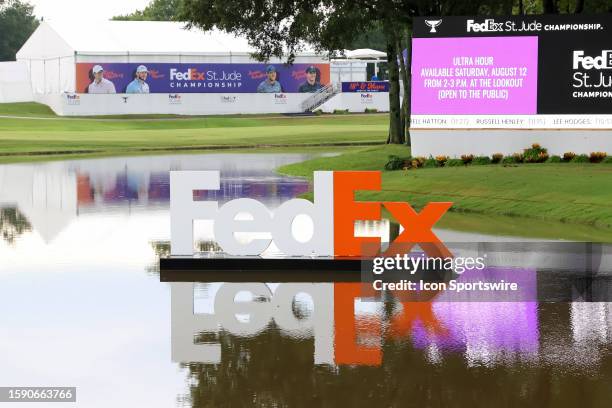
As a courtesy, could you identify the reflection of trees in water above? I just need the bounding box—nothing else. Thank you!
[145,240,170,275]
[146,240,223,275]
[182,304,612,408]
[0,207,31,245]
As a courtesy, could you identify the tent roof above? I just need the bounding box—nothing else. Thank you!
[19,20,320,57]
[344,48,386,59]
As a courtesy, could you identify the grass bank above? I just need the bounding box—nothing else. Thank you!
[0,103,387,161]
[278,145,612,241]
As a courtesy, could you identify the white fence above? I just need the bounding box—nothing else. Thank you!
[36,92,316,116]
[319,92,389,113]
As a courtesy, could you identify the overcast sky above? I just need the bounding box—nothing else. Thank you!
[28,0,152,22]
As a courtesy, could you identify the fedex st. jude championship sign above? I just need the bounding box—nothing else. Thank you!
[411,14,612,129]
[170,171,452,258]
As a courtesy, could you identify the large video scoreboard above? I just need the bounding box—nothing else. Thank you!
[410,15,612,129]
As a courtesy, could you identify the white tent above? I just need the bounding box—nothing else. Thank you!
[16,20,326,95]
[0,61,33,103]
[344,48,386,60]
[0,163,77,243]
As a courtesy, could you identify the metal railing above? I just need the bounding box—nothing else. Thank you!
[300,82,340,112]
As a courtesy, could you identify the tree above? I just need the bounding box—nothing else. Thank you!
[112,0,182,21]
[179,0,418,144]
[0,0,38,61]
[0,207,31,245]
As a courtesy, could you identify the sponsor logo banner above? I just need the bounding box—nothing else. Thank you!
[168,94,182,104]
[360,93,374,104]
[76,63,330,94]
[65,94,80,105]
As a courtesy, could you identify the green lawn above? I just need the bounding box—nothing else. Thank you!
[3,102,612,241]
[0,102,387,158]
[278,145,612,241]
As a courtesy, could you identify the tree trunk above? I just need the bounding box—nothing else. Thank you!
[396,37,411,146]
[574,0,585,13]
[518,0,524,14]
[543,0,556,13]
[386,38,403,144]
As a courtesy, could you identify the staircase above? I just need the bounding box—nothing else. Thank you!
[300,83,340,112]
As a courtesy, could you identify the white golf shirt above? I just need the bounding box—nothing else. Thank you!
[88,78,117,94]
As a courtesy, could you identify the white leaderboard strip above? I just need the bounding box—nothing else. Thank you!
[410,115,612,129]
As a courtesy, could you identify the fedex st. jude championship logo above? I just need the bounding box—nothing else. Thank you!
[170,171,452,258]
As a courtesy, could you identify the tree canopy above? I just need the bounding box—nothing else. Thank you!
[0,0,38,61]
[112,0,182,21]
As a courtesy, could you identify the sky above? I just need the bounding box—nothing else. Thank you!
[27,0,152,22]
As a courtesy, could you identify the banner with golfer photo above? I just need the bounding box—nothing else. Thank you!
[75,63,330,94]
[410,14,612,129]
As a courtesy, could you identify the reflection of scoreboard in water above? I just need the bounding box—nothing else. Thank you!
[411,14,612,129]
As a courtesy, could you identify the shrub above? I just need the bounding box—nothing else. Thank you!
[501,156,516,165]
[571,154,589,163]
[423,157,437,168]
[546,155,561,163]
[364,107,378,113]
[411,157,426,168]
[491,153,504,164]
[523,143,548,163]
[589,152,607,163]
[384,155,406,170]
[313,109,323,115]
[562,152,576,162]
[603,156,612,164]
[472,155,492,165]
[446,158,464,167]
[333,109,349,114]
[512,152,524,163]
[537,152,549,162]
[435,155,449,167]
[460,154,474,164]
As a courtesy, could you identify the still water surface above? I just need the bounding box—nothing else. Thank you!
[0,153,611,407]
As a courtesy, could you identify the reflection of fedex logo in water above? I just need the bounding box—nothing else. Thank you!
[170,171,452,257]
[170,68,207,80]
[171,280,537,366]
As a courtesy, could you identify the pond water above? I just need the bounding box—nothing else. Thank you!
[0,153,611,408]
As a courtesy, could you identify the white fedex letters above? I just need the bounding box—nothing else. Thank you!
[170,171,334,256]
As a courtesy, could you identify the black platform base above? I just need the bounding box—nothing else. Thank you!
[159,256,364,282]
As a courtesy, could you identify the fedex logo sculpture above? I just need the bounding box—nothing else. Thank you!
[170,171,452,257]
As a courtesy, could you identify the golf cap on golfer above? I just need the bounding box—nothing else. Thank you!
[266,65,276,73]
[305,66,317,73]
[92,65,104,74]
[136,65,148,73]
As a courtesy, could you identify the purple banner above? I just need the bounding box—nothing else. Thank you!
[342,81,389,92]
[76,63,330,94]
